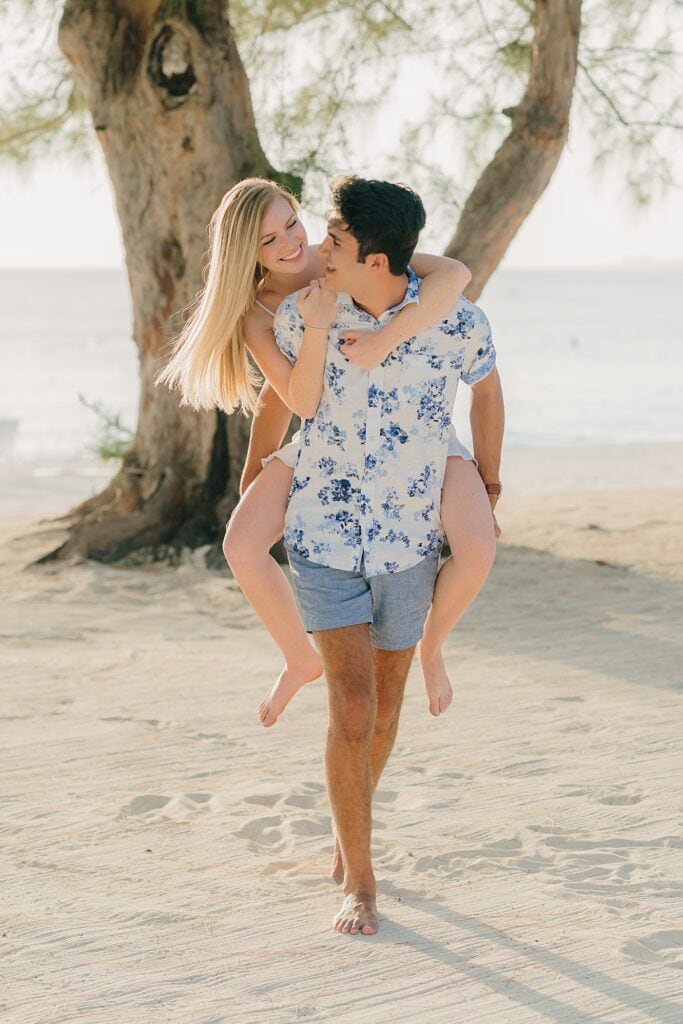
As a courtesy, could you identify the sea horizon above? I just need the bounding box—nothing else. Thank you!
[2,266,682,465]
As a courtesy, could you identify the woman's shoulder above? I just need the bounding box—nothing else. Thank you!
[244,302,276,352]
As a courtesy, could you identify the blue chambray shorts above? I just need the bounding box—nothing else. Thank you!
[286,547,441,651]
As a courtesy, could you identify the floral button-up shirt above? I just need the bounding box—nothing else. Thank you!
[274,267,495,577]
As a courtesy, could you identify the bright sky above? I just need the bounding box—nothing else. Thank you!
[1,125,681,271]
[2,136,681,272]
[2,0,681,273]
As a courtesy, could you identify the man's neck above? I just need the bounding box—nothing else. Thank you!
[350,273,409,321]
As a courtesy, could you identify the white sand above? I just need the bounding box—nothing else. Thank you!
[1,447,682,1023]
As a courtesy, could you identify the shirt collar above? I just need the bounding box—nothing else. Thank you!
[338,266,421,323]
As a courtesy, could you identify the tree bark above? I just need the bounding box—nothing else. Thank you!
[47,0,581,563]
[446,0,582,301]
[45,0,290,563]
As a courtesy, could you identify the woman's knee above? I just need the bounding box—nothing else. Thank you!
[451,529,496,582]
[223,507,254,571]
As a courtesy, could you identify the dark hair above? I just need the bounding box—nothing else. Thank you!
[329,175,426,275]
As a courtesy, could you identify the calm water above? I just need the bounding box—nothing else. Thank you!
[0,267,681,461]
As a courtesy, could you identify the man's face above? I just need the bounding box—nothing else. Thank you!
[319,219,371,294]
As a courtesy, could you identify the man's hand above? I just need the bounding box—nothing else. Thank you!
[339,330,393,371]
[488,494,502,539]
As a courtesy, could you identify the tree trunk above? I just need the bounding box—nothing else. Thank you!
[47,0,581,563]
[45,0,290,563]
[446,0,582,301]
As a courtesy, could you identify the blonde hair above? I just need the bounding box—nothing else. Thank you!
[157,178,298,415]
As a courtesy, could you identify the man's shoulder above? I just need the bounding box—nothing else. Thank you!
[434,295,491,334]
[274,290,305,327]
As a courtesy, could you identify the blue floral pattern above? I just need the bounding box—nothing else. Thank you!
[274,267,495,577]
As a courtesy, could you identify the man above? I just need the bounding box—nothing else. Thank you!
[274,176,503,936]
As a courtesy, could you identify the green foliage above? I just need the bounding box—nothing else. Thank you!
[1,0,680,208]
[0,0,92,165]
[78,395,133,462]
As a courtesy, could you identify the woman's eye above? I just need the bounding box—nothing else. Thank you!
[263,238,275,246]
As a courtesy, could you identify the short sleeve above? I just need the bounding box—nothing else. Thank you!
[461,305,496,385]
[273,294,305,366]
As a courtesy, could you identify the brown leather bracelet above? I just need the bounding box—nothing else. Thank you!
[484,482,503,496]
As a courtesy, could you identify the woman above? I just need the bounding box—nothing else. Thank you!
[159,178,496,727]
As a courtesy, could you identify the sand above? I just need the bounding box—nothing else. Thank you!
[1,447,682,1023]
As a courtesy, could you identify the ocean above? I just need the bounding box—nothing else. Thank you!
[1,267,681,462]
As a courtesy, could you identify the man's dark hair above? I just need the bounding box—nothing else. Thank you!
[329,175,426,275]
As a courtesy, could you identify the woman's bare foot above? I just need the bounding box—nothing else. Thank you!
[419,645,453,717]
[333,892,378,936]
[330,839,345,884]
[259,647,323,727]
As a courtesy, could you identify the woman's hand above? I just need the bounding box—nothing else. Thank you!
[296,277,338,331]
[339,328,394,371]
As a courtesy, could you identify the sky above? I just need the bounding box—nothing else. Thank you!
[1,0,681,273]
[1,127,681,272]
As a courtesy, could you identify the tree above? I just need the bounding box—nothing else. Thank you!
[1,0,679,562]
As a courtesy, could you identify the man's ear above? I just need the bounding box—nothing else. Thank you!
[367,252,389,271]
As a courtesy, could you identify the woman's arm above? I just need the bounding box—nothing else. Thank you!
[246,280,337,421]
[340,253,471,371]
[240,382,293,494]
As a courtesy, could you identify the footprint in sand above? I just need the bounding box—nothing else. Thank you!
[235,815,284,847]
[287,817,331,837]
[243,792,281,808]
[121,792,215,818]
[122,795,171,815]
[623,931,683,969]
[283,794,316,809]
[594,786,644,806]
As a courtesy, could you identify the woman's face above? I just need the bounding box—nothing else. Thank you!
[258,196,308,274]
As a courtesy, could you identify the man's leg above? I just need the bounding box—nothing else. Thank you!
[315,623,379,935]
[331,646,416,885]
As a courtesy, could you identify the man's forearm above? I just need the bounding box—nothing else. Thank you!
[470,369,505,484]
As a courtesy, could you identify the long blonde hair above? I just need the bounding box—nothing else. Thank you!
[157,178,298,415]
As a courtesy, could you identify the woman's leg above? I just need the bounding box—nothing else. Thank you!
[420,457,497,716]
[223,458,323,727]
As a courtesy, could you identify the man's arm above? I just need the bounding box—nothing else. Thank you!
[240,382,293,495]
[470,367,505,526]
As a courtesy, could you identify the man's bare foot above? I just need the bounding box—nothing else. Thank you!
[259,648,323,727]
[419,645,453,717]
[333,892,378,936]
[330,839,345,885]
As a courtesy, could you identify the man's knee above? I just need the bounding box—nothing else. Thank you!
[330,684,376,743]
[374,696,401,736]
